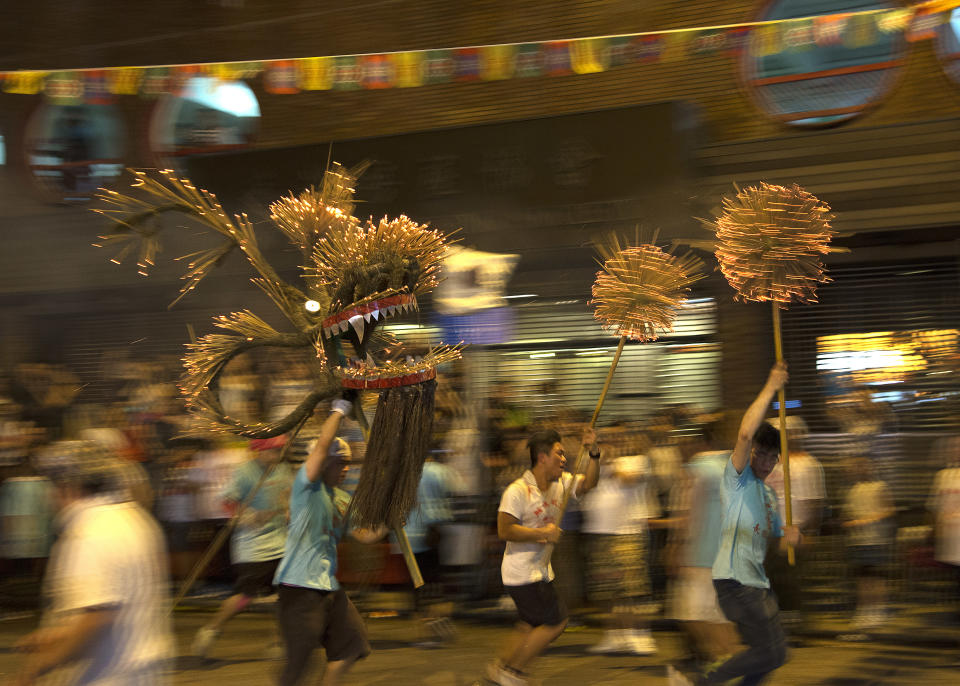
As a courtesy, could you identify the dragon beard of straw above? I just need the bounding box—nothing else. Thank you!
[350,380,437,529]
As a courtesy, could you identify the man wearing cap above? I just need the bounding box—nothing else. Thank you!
[274,395,385,686]
[192,434,294,659]
[12,441,172,685]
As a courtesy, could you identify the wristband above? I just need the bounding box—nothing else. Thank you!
[589,449,601,459]
[331,399,353,416]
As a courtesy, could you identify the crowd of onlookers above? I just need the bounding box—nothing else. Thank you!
[1,356,959,651]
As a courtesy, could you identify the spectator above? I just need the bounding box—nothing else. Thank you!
[842,454,896,634]
[13,441,172,685]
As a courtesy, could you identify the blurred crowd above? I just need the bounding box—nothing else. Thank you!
[1,355,959,666]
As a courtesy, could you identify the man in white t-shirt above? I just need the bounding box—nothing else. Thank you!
[485,427,600,686]
[13,441,172,686]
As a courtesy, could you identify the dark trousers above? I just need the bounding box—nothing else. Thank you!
[706,580,787,686]
[277,585,370,686]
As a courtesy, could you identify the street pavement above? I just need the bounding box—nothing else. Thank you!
[1,609,957,685]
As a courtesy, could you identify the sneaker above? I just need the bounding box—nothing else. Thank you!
[191,626,220,658]
[484,660,530,686]
[588,629,626,654]
[430,617,458,643]
[667,665,695,686]
[497,668,530,686]
[624,629,657,656]
[485,660,504,683]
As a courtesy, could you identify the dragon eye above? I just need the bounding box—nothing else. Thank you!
[304,300,321,313]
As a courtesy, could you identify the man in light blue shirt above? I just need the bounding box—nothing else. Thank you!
[274,396,384,686]
[192,435,293,659]
[671,363,800,686]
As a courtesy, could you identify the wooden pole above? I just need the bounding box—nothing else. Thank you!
[351,400,425,588]
[170,413,310,612]
[546,336,627,561]
[772,303,795,566]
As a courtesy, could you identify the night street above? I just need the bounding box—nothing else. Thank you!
[1,609,957,685]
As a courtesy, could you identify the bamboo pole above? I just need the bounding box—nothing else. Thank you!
[170,413,310,613]
[351,400,425,588]
[772,303,795,566]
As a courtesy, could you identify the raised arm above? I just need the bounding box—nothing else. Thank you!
[577,426,601,496]
[304,397,352,483]
[732,362,789,474]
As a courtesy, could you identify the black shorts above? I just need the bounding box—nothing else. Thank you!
[506,580,568,627]
[413,548,444,610]
[278,585,371,663]
[235,559,281,597]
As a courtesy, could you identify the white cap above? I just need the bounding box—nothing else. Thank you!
[767,415,808,439]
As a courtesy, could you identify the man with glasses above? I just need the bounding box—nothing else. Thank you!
[670,361,801,686]
[486,427,600,686]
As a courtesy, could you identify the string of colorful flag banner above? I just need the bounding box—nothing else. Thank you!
[0,3,955,104]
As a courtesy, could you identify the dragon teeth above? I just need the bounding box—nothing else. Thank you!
[348,315,365,340]
[338,319,349,334]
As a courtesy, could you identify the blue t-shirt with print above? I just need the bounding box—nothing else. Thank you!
[223,460,293,563]
[273,465,350,591]
[686,451,729,569]
[398,461,455,553]
[712,457,783,588]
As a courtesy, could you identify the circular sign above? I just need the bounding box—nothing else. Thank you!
[24,103,125,203]
[149,76,260,170]
[741,0,906,127]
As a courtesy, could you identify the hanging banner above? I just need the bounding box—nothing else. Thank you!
[3,71,47,94]
[544,41,572,76]
[661,32,694,63]
[751,23,783,57]
[394,52,424,87]
[1,4,957,102]
[209,62,263,81]
[814,14,849,46]
[83,69,115,105]
[634,35,664,63]
[844,12,879,49]
[908,11,946,42]
[422,49,454,84]
[140,67,171,98]
[877,9,913,34]
[45,71,84,105]
[299,57,333,90]
[455,47,482,81]
[570,38,609,74]
[514,43,544,78]
[265,60,300,94]
[108,68,143,95]
[481,44,516,80]
[782,18,815,52]
[331,56,362,90]
[690,30,729,56]
[361,54,394,89]
[725,27,752,54]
